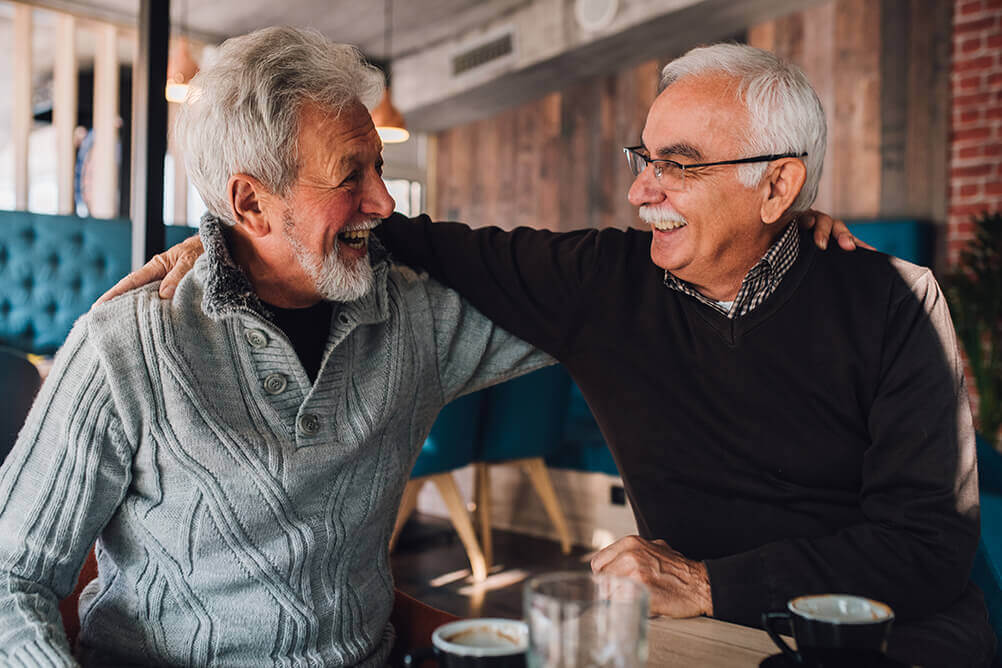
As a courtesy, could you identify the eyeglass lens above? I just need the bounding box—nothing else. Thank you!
[625,149,686,191]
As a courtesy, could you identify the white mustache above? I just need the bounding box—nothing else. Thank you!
[638,206,687,225]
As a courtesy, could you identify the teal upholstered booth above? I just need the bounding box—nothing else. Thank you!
[0,211,193,355]
[846,219,935,266]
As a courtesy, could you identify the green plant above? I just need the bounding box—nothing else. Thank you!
[946,212,1002,448]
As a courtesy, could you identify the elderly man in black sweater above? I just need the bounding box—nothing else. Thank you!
[104,43,993,666]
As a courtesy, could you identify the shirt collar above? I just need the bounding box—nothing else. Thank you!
[662,220,800,318]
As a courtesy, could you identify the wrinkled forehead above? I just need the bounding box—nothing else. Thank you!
[642,73,749,158]
[296,100,382,173]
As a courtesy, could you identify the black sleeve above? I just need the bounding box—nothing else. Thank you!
[377,213,603,356]
[705,266,981,625]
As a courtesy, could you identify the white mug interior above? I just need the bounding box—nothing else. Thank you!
[432,618,529,657]
[788,594,894,625]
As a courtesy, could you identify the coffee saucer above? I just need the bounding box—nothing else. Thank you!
[759,652,909,667]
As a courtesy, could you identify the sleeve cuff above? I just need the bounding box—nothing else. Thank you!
[705,548,774,628]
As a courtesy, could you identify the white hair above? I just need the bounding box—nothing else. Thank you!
[175,26,385,224]
[659,43,826,213]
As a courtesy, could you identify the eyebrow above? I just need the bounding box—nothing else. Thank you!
[652,143,703,161]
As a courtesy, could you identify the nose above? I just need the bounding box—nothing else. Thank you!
[627,167,665,208]
[363,172,396,219]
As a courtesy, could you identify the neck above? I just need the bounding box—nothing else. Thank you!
[229,225,322,309]
[682,221,788,301]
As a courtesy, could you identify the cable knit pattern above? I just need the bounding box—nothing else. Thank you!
[0,215,552,667]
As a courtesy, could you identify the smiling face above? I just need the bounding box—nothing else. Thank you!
[628,73,779,300]
[272,100,395,302]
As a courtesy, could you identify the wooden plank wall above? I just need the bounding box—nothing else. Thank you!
[432,60,660,232]
[431,0,950,234]
[750,0,951,222]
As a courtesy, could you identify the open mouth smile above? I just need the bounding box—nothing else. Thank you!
[338,228,371,249]
[652,220,687,231]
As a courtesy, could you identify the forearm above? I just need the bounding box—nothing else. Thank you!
[379,214,594,354]
[705,516,977,627]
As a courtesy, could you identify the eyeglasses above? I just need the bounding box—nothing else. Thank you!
[623,146,807,192]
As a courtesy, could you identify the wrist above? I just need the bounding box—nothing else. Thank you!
[698,561,714,616]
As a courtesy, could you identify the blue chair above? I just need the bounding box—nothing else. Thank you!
[550,381,620,476]
[972,434,1002,667]
[473,365,574,565]
[0,346,42,464]
[391,391,489,582]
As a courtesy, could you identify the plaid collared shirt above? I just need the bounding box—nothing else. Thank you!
[663,221,800,318]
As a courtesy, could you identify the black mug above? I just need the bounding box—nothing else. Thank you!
[403,618,527,668]
[762,594,895,667]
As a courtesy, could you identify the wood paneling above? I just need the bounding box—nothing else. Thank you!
[750,0,950,222]
[433,60,661,233]
[13,4,32,210]
[432,0,950,231]
[54,13,78,215]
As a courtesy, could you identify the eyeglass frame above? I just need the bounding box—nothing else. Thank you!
[623,146,807,185]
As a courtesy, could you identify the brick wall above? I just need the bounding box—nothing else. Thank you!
[949,0,1002,265]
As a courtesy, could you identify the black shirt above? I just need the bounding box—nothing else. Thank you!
[376,213,994,667]
[264,300,333,383]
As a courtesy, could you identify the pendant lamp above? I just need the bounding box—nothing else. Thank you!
[372,0,409,143]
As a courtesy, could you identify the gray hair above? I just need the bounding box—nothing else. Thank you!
[659,43,826,213]
[175,26,385,224]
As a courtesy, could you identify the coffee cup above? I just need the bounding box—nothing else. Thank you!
[403,618,528,667]
[762,594,894,667]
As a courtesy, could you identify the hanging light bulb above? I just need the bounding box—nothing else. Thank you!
[165,37,199,103]
[372,0,409,143]
[372,88,410,143]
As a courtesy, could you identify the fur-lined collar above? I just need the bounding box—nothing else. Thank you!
[196,213,390,325]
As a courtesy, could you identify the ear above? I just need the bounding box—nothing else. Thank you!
[227,174,275,237]
[759,158,807,224]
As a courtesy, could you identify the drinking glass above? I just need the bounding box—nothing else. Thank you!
[523,572,649,668]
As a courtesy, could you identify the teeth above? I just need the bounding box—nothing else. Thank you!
[652,220,687,231]
[340,229,370,240]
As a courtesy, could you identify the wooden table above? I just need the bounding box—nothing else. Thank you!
[646,616,784,667]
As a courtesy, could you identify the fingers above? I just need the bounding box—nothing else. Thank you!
[840,233,875,251]
[159,251,197,299]
[591,535,646,573]
[95,258,169,305]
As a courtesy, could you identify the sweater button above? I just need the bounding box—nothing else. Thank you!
[337,312,350,325]
[263,373,287,395]
[245,329,269,349]
[298,413,320,435]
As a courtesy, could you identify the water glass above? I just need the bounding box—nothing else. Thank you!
[523,572,649,668]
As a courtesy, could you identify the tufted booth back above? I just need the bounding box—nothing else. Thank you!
[0,211,194,355]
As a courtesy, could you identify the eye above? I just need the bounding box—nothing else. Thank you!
[340,171,360,186]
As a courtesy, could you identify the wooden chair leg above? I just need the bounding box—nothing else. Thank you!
[430,473,488,583]
[474,462,493,568]
[520,457,573,555]
[390,479,424,552]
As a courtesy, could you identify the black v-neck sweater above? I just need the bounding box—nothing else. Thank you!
[378,213,993,666]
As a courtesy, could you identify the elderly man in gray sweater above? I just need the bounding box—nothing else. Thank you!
[0,28,549,666]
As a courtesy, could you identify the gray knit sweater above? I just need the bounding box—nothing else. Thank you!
[0,218,551,666]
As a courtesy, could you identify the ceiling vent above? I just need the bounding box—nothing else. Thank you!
[452,30,515,76]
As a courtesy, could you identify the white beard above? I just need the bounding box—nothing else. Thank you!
[282,211,375,303]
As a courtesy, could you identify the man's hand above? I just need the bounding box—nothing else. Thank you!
[799,210,875,251]
[96,235,204,304]
[591,535,713,618]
